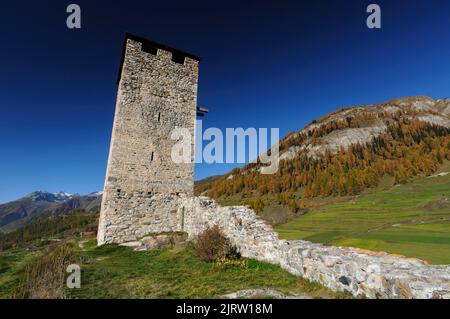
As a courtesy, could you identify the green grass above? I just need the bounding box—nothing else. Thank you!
[0,250,40,298]
[0,240,349,299]
[276,173,450,264]
[69,241,347,299]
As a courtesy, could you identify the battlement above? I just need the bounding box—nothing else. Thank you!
[98,33,200,245]
[117,33,201,84]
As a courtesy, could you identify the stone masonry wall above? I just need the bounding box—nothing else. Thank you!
[98,37,198,245]
[180,197,450,299]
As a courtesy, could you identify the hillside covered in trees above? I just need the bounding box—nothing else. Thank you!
[0,211,98,251]
[196,96,450,214]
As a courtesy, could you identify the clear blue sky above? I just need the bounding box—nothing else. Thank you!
[1,0,449,203]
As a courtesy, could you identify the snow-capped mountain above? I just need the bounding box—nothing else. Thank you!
[0,191,102,233]
[26,191,75,203]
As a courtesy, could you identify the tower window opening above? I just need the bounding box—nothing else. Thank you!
[157,112,161,122]
[151,152,154,161]
[171,53,185,64]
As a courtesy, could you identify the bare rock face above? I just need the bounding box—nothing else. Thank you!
[279,96,450,159]
[304,123,387,156]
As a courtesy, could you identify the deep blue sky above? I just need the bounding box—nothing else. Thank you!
[1,0,449,203]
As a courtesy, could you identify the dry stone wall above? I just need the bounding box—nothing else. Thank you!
[180,197,450,299]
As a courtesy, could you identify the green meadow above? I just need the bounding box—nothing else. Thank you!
[0,240,348,299]
[69,242,346,299]
[276,172,450,264]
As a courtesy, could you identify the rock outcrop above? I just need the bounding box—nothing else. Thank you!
[281,96,450,159]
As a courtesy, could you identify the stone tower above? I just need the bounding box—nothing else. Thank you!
[97,33,200,245]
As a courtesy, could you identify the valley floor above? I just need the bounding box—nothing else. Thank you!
[276,171,450,264]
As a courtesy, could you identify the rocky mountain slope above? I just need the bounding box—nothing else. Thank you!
[197,96,450,209]
[279,96,449,160]
[0,191,101,233]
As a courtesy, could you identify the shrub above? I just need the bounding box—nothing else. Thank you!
[193,225,238,262]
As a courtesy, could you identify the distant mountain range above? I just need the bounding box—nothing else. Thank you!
[0,191,102,233]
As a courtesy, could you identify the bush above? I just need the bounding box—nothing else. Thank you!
[193,225,238,262]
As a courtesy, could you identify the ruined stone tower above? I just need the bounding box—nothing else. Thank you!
[97,33,200,245]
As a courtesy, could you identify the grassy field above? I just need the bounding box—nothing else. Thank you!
[0,239,348,299]
[276,172,450,264]
[2,167,449,298]
[0,250,40,298]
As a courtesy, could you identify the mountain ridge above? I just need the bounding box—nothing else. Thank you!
[197,96,450,211]
[281,96,449,160]
[0,191,102,233]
